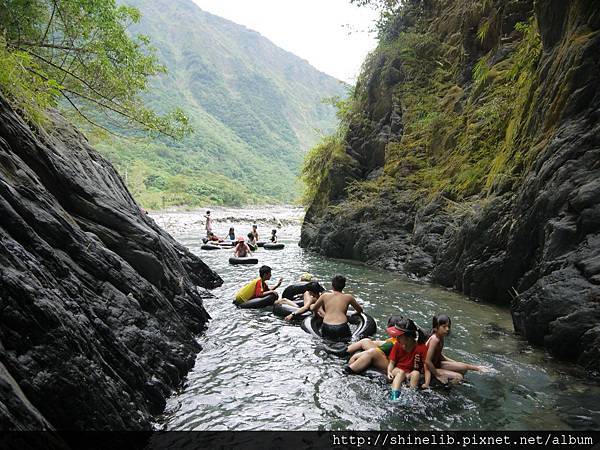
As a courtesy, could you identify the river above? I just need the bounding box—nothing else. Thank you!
[151,207,600,431]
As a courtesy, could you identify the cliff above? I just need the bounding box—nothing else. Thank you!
[301,0,600,371]
[0,97,222,430]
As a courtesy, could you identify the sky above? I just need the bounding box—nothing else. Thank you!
[191,0,380,83]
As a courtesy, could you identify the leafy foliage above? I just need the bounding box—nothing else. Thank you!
[92,0,345,208]
[0,0,190,137]
[302,4,544,212]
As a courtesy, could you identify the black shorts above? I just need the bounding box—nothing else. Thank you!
[321,322,351,341]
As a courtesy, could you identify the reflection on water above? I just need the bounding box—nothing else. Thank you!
[152,208,600,431]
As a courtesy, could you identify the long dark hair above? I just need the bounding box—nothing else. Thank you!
[395,317,428,344]
[387,315,403,327]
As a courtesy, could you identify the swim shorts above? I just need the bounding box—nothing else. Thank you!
[321,322,351,341]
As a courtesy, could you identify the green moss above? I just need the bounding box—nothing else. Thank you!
[301,134,353,210]
[303,6,544,215]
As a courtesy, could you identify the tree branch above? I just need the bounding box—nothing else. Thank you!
[22,48,124,110]
[62,87,178,139]
[16,41,93,53]
[61,92,124,138]
[40,1,57,44]
[24,53,161,135]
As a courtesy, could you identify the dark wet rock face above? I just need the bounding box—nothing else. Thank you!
[301,0,600,371]
[0,97,222,429]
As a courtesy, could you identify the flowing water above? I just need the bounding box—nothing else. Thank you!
[152,207,600,431]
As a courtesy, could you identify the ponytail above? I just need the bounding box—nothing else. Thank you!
[415,326,429,344]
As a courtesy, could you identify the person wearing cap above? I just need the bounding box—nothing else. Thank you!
[233,236,251,258]
[386,318,431,399]
[309,275,363,341]
[274,273,325,321]
[234,265,282,303]
[204,210,212,236]
[343,315,404,375]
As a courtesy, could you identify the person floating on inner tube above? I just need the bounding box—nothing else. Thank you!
[343,315,404,375]
[387,318,431,399]
[233,236,252,257]
[274,273,325,321]
[207,231,221,242]
[246,232,258,251]
[234,265,282,304]
[269,229,277,243]
[309,274,363,342]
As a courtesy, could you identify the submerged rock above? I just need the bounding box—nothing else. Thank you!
[0,97,222,429]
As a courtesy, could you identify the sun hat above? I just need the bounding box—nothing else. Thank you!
[236,236,245,242]
[300,273,313,281]
[386,324,408,337]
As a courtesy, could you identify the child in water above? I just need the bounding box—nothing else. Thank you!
[270,229,277,243]
[226,227,236,241]
[246,232,258,251]
[344,315,404,374]
[425,314,488,384]
[387,318,430,399]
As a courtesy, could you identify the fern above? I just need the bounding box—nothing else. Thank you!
[477,19,491,44]
[473,56,490,85]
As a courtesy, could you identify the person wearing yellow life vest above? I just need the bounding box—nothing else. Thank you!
[234,265,282,303]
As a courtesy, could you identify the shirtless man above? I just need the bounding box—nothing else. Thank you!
[309,275,363,341]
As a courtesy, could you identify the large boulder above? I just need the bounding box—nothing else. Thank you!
[0,97,222,429]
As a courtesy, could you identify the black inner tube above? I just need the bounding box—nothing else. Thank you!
[229,257,258,265]
[235,293,277,309]
[272,302,311,321]
[301,313,377,348]
[263,243,284,250]
[281,282,325,300]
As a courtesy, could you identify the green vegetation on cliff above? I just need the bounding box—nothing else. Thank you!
[303,0,542,212]
[0,0,189,137]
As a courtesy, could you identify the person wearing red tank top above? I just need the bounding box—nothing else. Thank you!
[386,318,431,400]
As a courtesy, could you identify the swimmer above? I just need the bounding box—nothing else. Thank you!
[309,275,363,342]
[387,318,430,398]
[424,314,489,386]
[234,265,282,304]
[274,273,326,320]
[226,227,236,241]
[233,236,251,257]
[246,232,258,251]
[344,315,404,375]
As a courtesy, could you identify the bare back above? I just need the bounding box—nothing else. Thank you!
[318,291,361,325]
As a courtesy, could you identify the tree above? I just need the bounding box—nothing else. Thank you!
[0,0,191,138]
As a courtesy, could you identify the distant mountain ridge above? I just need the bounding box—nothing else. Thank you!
[95,0,346,207]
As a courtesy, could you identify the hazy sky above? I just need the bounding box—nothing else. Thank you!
[191,0,379,83]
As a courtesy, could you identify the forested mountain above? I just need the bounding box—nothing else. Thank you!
[94,0,346,207]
